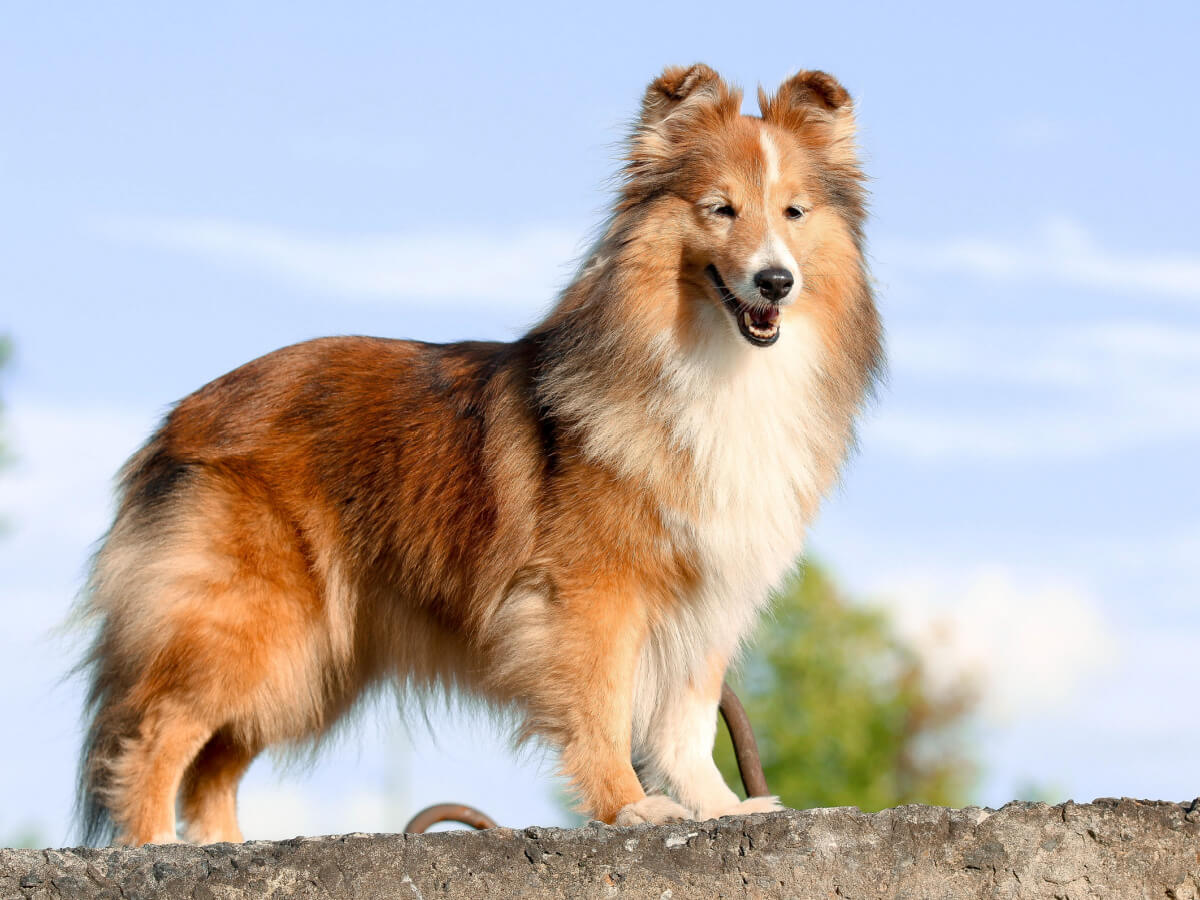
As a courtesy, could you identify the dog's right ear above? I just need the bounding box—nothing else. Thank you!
[629,64,741,178]
[639,64,730,128]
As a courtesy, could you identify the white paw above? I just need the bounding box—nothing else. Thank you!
[615,795,695,826]
[702,795,785,819]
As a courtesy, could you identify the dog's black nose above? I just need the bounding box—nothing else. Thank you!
[754,268,793,302]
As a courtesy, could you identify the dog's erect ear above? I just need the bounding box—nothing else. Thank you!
[639,63,730,128]
[628,64,741,181]
[759,70,857,164]
[766,70,852,115]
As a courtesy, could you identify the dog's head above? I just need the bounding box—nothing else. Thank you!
[623,64,866,350]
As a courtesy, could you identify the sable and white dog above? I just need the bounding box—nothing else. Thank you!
[76,63,882,845]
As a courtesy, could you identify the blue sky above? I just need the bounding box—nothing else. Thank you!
[2,1,1198,844]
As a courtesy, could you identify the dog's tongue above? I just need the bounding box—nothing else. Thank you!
[751,306,781,328]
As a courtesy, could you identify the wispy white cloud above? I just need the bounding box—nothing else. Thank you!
[873,566,1118,723]
[870,395,1200,461]
[872,320,1200,460]
[1,401,155,550]
[874,218,1200,467]
[889,322,1200,388]
[95,216,586,308]
[881,217,1200,302]
[0,401,158,698]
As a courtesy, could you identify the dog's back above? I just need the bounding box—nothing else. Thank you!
[78,336,551,843]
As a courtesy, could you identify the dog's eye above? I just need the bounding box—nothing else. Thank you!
[712,204,737,219]
[785,206,807,220]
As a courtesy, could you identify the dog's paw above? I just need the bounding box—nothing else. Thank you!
[120,832,182,846]
[614,795,694,826]
[703,795,785,819]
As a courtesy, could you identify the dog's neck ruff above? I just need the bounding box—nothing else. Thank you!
[557,303,835,599]
[658,311,832,576]
[535,230,855,615]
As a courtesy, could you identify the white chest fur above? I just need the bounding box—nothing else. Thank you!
[661,312,830,603]
[632,312,835,736]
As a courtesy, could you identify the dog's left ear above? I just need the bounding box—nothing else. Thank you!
[759,70,858,166]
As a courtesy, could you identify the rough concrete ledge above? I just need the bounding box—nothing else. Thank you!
[3,799,1198,899]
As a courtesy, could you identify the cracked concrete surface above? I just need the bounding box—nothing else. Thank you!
[2,799,1198,898]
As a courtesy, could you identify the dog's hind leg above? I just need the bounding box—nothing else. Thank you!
[82,469,350,846]
[97,590,324,846]
[179,728,259,844]
[106,700,216,845]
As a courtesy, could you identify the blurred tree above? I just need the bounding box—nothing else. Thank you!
[2,823,47,850]
[716,561,978,811]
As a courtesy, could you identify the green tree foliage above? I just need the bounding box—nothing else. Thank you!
[716,562,978,811]
[2,823,47,850]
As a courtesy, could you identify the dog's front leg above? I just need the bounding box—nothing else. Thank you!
[507,584,691,826]
[635,651,783,820]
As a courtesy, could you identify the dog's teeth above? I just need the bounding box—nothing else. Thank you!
[743,311,753,328]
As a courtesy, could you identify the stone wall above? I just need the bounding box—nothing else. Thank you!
[3,799,1198,899]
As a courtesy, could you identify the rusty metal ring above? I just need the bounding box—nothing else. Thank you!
[403,803,498,834]
[719,681,770,798]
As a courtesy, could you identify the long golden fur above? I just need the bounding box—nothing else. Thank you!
[76,63,882,845]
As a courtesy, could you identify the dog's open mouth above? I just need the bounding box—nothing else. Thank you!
[705,265,781,346]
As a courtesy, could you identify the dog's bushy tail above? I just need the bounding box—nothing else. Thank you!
[76,685,121,845]
[73,436,178,846]
[74,607,142,846]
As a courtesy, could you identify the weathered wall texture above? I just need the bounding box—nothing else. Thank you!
[3,799,1198,899]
